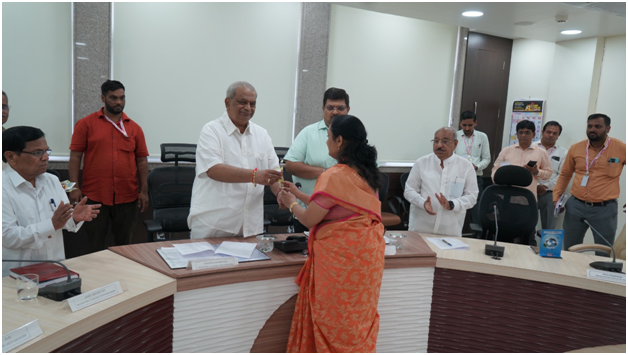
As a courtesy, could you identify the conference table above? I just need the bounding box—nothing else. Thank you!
[3,232,625,352]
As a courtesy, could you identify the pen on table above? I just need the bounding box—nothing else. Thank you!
[441,239,452,247]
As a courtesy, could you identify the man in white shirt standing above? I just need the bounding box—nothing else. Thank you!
[534,121,567,230]
[454,111,490,226]
[404,127,479,237]
[2,126,100,276]
[188,81,283,238]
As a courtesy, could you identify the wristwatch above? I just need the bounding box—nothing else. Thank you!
[448,201,454,210]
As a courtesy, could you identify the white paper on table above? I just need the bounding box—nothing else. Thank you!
[215,241,256,259]
[158,247,216,269]
[426,237,469,250]
[173,242,214,255]
[554,194,567,217]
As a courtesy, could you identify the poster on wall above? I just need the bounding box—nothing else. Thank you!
[509,100,545,145]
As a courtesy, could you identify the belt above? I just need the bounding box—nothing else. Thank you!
[574,197,616,207]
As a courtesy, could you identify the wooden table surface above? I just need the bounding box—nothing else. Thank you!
[2,250,176,353]
[109,231,436,292]
[421,234,626,297]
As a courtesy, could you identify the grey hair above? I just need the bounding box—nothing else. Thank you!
[226,81,256,99]
[437,126,458,141]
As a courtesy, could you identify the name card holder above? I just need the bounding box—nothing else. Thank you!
[2,319,43,352]
[587,269,626,285]
[189,256,239,270]
[67,281,124,312]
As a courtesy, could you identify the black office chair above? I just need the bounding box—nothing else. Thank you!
[46,168,62,180]
[387,172,410,230]
[470,165,538,245]
[263,147,294,232]
[379,172,402,228]
[143,143,197,242]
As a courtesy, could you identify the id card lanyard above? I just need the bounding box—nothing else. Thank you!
[582,137,610,186]
[538,142,555,156]
[104,116,128,137]
[463,134,474,160]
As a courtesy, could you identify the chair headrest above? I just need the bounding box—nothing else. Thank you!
[494,165,532,187]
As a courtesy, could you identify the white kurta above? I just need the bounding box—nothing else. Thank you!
[3,166,83,277]
[404,153,478,237]
[187,112,279,238]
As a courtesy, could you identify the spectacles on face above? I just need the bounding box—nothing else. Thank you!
[517,130,533,136]
[431,139,453,145]
[2,104,10,111]
[19,149,51,158]
[324,105,347,112]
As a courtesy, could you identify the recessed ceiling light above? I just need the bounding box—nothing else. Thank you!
[462,11,483,17]
[561,30,582,35]
[514,21,536,26]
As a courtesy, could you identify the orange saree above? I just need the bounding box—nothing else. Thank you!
[286,164,385,353]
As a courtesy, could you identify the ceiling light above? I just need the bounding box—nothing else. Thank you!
[462,11,484,17]
[561,30,582,35]
[514,21,535,26]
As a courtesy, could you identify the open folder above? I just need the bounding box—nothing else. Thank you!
[157,243,270,269]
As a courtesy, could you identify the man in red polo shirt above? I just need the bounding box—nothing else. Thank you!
[68,80,149,253]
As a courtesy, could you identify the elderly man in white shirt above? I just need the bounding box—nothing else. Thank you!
[404,127,479,237]
[188,82,283,238]
[533,121,568,230]
[3,126,100,277]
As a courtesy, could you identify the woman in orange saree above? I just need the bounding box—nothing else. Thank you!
[280,115,385,353]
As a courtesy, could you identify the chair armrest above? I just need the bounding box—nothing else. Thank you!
[469,223,482,233]
[387,196,407,216]
[143,220,163,233]
[568,243,612,256]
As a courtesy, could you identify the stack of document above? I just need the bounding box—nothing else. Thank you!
[157,242,269,269]
[554,194,567,217]
[427,237,469,250]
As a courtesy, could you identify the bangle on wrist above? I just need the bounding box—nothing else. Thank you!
[251,168,258,187]
[289,202,299,214]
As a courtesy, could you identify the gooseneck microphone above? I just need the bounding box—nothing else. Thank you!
[3,259,82,301]
[580,218,624,273]
[485,204,505,258]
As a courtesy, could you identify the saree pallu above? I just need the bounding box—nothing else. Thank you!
[286,165,385,353]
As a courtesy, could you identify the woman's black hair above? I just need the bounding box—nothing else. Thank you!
[330,115,380,192]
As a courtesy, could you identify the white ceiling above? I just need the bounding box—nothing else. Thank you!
[335,2,626,43]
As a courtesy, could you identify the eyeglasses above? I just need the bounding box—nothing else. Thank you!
[517,131,533,136]
[19,149,51,158]
[324,105,347,112]
[2,104,10,111]
[431,139,453,145]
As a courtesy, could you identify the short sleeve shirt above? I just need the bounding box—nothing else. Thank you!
[69,108,149,206]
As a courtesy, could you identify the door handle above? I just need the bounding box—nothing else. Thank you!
[474,102,477,114]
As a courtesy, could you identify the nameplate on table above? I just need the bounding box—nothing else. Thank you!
[189,256,239,270]
[67,281,124,312]
[587,269,626,285]
[2,319,43,352]
[384,245,397,255]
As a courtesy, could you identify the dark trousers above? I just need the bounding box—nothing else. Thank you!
[563,197,617,252]
[293,218,309,234]
[471,175,484,228]
[83,199,139,254]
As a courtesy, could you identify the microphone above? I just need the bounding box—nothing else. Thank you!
[580,218,623,272]
[3,259,82,301]
[485,204,505,258]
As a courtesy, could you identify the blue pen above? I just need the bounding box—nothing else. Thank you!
[50,198,57,210]
[441,239,453,247]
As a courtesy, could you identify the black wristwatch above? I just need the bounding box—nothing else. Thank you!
[448,201,454,210]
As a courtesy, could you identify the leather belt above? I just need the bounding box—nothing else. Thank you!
[574,197,616,207]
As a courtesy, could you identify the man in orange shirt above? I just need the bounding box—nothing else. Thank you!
[68,80,149,253]
[553,113,626,250]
